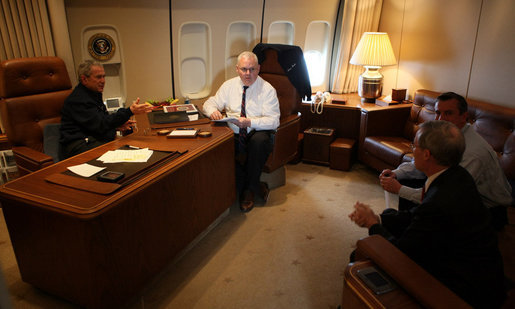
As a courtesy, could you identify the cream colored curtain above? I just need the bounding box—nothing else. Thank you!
[0,0,55,61]
[331,0,383,93]
[0,0,76,83]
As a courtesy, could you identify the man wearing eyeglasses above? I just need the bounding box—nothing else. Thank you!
[379,92,512,230]
[203,51,280,212]
[349,121,506,308]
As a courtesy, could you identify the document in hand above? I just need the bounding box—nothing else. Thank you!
[213,117,238,123]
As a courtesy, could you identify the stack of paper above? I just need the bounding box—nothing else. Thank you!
[97,148,154,163]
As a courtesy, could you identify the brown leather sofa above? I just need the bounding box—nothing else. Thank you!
[0,56,72,175]
[359,89,515,200]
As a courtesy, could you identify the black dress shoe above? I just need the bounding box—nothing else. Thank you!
[260,182,270,203]
[240,190,254,212]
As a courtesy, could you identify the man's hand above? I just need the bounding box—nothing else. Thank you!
[235,117,251,128]
[379,169,401,194]
[130,97,153,114]
[349,201,380,228]
[380,169,396,179]
[209,110,223,120]
[117,120,136,132]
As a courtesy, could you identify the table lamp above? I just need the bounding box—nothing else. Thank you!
[350,32,397,102]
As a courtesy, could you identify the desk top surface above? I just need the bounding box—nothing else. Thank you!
[0,119,234,218]
[303,93,412,111]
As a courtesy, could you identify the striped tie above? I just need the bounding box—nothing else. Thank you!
[239,86,249,151]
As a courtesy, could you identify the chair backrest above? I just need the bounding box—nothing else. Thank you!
[253,43,311,119]
[402,89,437,141]
[0,56,72,153]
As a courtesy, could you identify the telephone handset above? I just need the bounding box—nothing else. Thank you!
[310,91,332,114]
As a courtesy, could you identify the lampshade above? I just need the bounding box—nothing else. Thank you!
[350,32,396,66]
[350,32,396,103]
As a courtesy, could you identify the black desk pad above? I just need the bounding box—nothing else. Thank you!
[64,145,184,186]
[148,110,190,124]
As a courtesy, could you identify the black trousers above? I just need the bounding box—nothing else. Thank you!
[234,130,274,195]
[61,137,106,159]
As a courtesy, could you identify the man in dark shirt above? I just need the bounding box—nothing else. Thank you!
[349,121,506,308]
[60,60,152,158]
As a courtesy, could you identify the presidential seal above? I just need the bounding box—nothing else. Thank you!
[88,33,116,61]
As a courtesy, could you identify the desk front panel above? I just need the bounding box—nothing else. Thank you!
[0,124,236,308]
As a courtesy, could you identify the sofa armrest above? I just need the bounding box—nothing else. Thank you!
[12,146,54,175]
[355,235,471,309]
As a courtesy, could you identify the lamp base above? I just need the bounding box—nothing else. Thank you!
[358,66,383,102]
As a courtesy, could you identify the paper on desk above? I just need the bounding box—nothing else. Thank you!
[67,163,106,177]
[213,117,238,123]
[168,130,197,137]
[97,148,154,163]
[188,114,199,121]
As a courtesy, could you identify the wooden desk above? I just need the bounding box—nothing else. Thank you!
[0,121,236,308]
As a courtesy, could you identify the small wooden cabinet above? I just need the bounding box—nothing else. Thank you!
[302,127,335,165]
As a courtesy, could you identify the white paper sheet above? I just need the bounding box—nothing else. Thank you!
[67,163,106,177]
[97,148,153,163]
[384,190,396,209]
[168,130,198,137]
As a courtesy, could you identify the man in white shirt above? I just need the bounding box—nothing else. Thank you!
[203,51,280,212]
[379,92,512,230]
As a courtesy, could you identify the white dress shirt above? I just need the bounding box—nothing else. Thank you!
[202,76,280,134]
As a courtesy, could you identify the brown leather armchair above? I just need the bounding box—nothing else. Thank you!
[253,44,308,176]
[0,56,72,175]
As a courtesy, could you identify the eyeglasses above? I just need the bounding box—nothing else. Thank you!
[238,67,256,73]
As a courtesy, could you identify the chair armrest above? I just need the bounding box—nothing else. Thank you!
[279,113,301,127]
[264,113,301,173]
[356,235,471,309]
[12,146,54,174]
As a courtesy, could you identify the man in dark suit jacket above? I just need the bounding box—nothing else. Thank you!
[349,120,506,308]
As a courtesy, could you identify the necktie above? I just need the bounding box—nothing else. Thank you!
[239,86,249,152]
[421,186,426,202]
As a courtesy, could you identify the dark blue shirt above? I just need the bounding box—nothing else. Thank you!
[60,83,132,145]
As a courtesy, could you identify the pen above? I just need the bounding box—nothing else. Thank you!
[176,128,195,130]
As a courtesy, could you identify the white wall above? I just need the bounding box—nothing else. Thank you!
[64,0,515,108]
[64,0,172,104]
[380,0,515,107]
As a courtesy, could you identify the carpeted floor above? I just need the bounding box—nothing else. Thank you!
[0,162,513,308]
